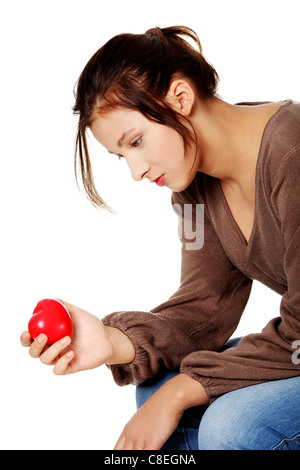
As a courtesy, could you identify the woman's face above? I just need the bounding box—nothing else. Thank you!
[90,108,199,192]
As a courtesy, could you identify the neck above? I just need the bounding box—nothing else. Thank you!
[191,97,271,192]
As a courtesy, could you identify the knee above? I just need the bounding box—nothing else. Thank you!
[197,390,264,450]
[199,377,300,450]
[197,397,229,449]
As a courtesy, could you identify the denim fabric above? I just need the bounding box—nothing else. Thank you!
[136,338,300,450]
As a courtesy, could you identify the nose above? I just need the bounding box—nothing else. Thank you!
[124,153,150,182]
[130,165,150,182]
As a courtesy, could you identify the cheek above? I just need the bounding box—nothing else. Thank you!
[153,129,185,165]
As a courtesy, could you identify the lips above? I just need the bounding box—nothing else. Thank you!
[154,174,166,187]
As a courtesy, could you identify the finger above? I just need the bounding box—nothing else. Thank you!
[122,441,135,450]
[53,350,75,375]
[28,334,48,358]
[114,435,126,450]
[133,442,145,450]
[40,336,72,365]
[20,331,33,347]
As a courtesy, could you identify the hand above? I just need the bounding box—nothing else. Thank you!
[114,382,183,450]
[114,373,209,450]
[20,300,135,375]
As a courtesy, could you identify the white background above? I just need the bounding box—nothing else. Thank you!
[1,0,299,450]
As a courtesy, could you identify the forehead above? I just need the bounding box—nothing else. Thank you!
[90,108,147,146]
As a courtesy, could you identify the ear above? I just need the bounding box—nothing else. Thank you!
[166,79,195,117]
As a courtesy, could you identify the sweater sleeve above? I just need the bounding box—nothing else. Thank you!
[102,183,252,386]
[180,148,300,401]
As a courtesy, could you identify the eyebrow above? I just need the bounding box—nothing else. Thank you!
[117,128,136,147]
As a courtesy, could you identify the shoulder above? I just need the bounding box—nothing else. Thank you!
[261,100,300,189]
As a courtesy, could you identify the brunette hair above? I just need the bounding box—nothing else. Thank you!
[73,26,219,211]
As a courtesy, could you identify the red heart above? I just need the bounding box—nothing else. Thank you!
[28,299,73,345]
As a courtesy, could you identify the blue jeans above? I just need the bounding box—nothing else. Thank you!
[136,339,300,450]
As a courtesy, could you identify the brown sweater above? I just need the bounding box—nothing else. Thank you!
[102,99,300,403]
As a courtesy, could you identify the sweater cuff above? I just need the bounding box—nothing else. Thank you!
[179,365,217,404]
[102,312,154,386]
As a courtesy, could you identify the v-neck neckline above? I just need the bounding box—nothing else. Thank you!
[213,100,291,251]
[217,178,256,249]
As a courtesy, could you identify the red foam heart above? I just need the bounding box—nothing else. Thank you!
[28,299,73,345]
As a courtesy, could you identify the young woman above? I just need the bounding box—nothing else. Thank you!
[21,26,300,450]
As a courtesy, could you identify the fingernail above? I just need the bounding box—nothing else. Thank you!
[60,336,71,345]
[66,351,74,358]
[37,335,46,344]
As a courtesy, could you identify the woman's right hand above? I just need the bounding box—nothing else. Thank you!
[20,300,135,376]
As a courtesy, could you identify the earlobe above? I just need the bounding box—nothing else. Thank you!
[166,79,195,117]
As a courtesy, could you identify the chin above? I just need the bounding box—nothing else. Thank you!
[170,176,195,193]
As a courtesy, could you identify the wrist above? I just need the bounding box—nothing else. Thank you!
[164,373,209,413]
[105,326,136,365]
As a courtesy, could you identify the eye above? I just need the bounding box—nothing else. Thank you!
[131,137,142,148]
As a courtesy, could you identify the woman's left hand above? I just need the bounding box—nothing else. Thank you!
[114,373,209,450]
[114,383,183,450]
